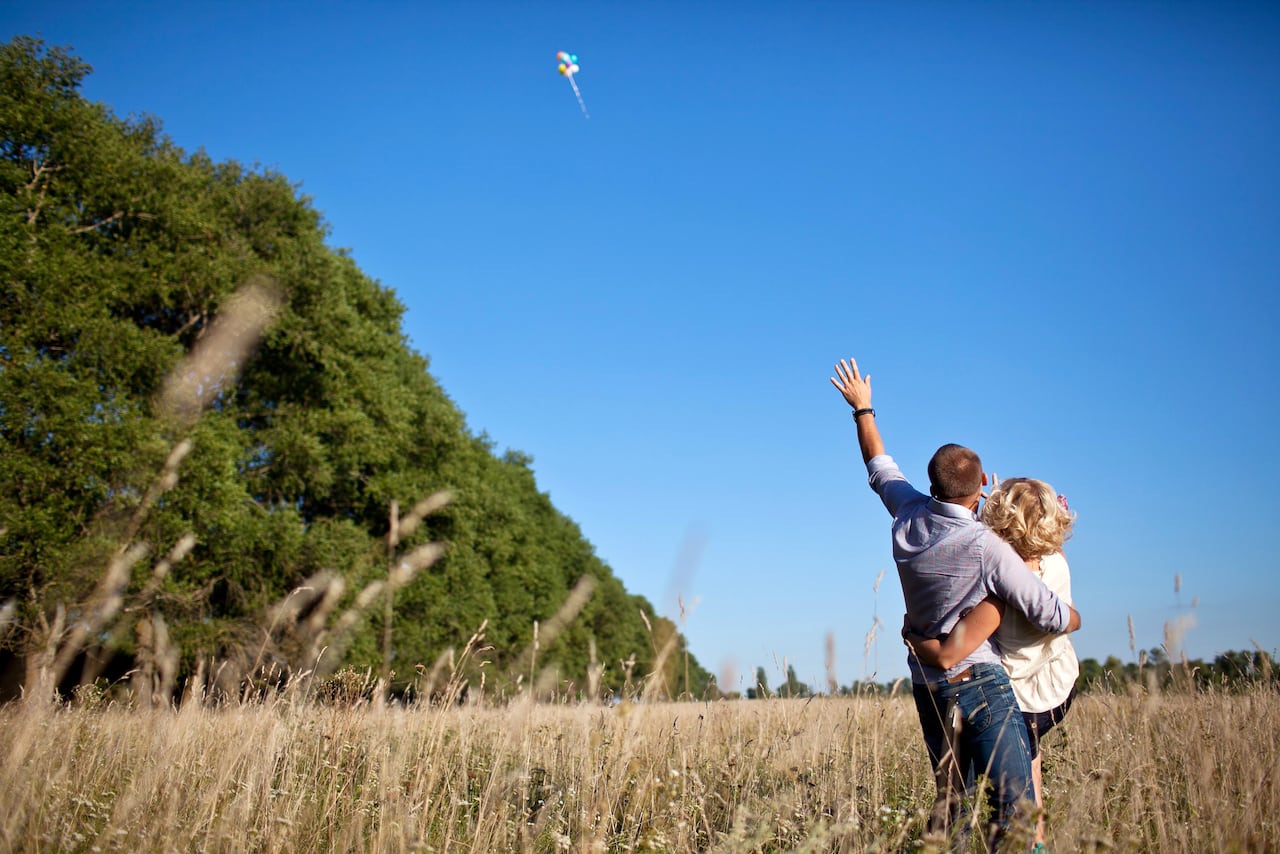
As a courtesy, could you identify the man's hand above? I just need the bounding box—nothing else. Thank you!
[830,358,872,410]
[830,357,884,462]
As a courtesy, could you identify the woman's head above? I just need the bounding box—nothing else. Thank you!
[979,477,1075,559]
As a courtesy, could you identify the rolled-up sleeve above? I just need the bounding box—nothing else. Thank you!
[867,455,924,518]
[983,534,1070,633]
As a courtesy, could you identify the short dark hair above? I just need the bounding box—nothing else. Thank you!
[928,444,983,502]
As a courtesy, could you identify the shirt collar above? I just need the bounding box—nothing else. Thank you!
[928,497,978,520]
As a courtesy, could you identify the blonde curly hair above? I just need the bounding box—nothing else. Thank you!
[979,477,1075,559]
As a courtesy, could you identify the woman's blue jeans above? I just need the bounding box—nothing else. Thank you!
[912,663,1034,851]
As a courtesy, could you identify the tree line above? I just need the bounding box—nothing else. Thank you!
[0,37,713,703]
[1076,647,1276,693]
[737,648,1278,699]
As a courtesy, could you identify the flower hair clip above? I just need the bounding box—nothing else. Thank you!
[1056,493,1069,512]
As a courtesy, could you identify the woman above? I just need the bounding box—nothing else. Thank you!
[907,477,1079,850]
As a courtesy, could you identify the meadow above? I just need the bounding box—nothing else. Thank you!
[1,681,1275,853]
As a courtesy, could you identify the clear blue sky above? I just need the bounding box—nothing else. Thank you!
[7,1,1278,689]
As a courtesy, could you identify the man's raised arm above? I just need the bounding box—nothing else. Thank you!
[830,358,884,463]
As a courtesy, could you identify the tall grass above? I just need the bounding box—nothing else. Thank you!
[0,682,1274,852]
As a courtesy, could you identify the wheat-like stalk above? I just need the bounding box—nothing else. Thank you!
[2,682,1274,852]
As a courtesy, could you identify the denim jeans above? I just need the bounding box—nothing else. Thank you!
[912,663,1033,851]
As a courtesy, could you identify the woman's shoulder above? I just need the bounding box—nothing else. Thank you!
[1040,551,1069,572]
[1038,551,1072,599]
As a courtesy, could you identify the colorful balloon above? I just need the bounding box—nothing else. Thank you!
[555,50,589,118]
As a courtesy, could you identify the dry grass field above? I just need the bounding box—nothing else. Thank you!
[1,683,1275,853]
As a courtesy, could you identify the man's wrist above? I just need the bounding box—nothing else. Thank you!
[852,408,875,420]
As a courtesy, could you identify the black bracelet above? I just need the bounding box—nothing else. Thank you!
[853,408,875,420]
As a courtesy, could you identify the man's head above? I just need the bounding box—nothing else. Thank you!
[927,444,985,506]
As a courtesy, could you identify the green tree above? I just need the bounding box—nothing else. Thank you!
[0,36,712,701]
[777,664,810,698]
[1210,649,1275,686]
[1078,657,1104,689]
[747,666,770,699]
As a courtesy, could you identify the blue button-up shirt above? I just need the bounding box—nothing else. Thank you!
[867,454,1071,684]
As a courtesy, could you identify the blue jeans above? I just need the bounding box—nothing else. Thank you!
[912,663,1034,851]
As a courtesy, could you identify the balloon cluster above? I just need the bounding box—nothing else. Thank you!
[556,51,579,76]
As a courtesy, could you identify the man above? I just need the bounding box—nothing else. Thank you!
[829,357,1081,851]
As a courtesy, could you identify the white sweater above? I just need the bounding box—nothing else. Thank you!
[995,551,1080,714]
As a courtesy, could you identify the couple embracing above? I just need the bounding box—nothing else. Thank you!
[831,357,1081,853]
